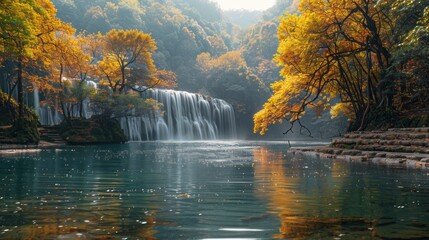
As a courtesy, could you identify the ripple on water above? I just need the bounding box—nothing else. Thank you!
[0,141,428,239]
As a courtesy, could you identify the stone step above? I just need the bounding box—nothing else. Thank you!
[40,135,63,140]
[296,146,429,160]
[332,143,429,154]
[333,138,429,147]
[38,127,66,144]
[344,132,429,140]
[353,145,429,154]
[388,127,429,133]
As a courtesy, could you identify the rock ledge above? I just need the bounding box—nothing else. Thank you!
[290,128,429,169]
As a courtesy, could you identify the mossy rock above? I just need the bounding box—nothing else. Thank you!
[0,90,40,144]
[60,117,127,144]
[1,118,40,144]
[0,90,38,126]
[395,114,429,128]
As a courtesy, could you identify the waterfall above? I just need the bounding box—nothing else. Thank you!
[31,81,237,141]
[34,80,97,126]
[34,87,58,126]
[121,89,237,141]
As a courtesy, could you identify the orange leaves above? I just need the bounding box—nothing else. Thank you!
[151,70,177,89]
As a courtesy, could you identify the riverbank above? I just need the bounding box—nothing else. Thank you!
[0,141,66,155]
[289,128,429,169]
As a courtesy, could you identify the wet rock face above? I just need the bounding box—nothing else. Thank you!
[290,128,429,169]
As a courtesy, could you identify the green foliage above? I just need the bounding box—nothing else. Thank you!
[0,90,38,126]
[240,21,281,87]
[71,82,97,104]
[51,0,234,88]
[0,90,40,144]
[0,90,15,126]
[194,51,268,137]
[237,1,299,90]
[90,92,162,119]
[385,0,429,111]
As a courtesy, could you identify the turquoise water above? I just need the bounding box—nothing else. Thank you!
[0,141,428,239]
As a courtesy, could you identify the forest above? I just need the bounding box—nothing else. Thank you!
[0,0,428,143]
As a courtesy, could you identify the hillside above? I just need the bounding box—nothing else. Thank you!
[49,0,302,138]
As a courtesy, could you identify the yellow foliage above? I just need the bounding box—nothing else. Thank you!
[330,102,355,120]
[151,70,177,89]
[101,29,157,92]
[196,51,246,72]
[254,0,394,134]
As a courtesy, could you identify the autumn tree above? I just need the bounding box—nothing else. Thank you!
[72,33,103,117]
[253,0,420,135]
[100,29,157,94]
[0,0,46,119]
[0,0,70,120]
[39,27,94,122]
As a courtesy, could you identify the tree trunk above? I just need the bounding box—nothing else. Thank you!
[79,99,84,118]
[119,67,126,94]
[6,78,18,121]
[358,44,373,131]
[17,57,24,119]
[60,100,72,127]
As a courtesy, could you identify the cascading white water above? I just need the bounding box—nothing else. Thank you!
[34,81,97,125]
[31,81,237,140]
[120,89,237,141]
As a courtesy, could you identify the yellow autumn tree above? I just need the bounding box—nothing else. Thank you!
[100,29,157,94]
[254,0,395,135]
[96,54,123,93]
[40,28,94,121]
[0,0,66,119]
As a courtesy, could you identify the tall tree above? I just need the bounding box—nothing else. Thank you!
[41,29,91,121]
[0,0,68,119]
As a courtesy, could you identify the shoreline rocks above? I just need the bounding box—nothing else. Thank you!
[289,128,429,169]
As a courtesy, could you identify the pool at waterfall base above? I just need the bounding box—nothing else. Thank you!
[0,141,428,239]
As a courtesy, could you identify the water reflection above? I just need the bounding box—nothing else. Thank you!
[254,147,305,238]
[0,147,165,239]
[0,142,428,239]
[253,146,429,239]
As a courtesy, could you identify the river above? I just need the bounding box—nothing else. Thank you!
[0,141,428,239]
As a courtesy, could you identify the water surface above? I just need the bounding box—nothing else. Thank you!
[0,141,428,239]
